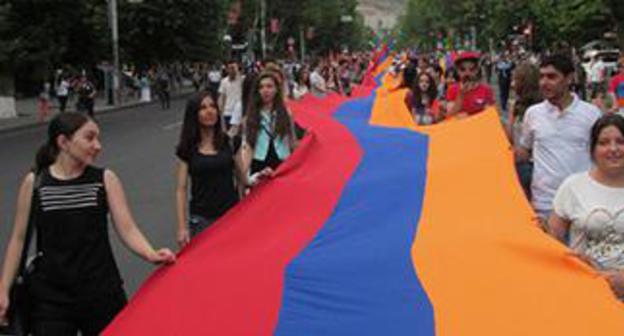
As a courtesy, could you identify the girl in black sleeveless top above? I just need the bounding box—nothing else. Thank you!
[0,113,175,335]
[175,91,249,248]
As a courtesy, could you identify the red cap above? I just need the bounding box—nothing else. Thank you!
[455,51,481,65]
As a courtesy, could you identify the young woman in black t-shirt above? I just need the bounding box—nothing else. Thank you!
[175,91,250,248]
[0,113,175,335]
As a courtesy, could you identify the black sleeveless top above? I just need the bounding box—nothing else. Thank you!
[30,166,123,303]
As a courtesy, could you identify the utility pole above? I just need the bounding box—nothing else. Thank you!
[299,26,306,62]
[108,0,120,105]
[260,0,267,59]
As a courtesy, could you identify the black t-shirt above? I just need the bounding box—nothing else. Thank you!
[30,166,123,303]
[185,142,240,219]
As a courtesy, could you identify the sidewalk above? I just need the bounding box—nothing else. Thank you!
[0,87,196,133]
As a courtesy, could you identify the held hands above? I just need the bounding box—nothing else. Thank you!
[566,251,604,270]
[248,167,275,187]
[601,270,624,299]
[177,228,190,249]
[147,248,176,265]
[568,252,624,300]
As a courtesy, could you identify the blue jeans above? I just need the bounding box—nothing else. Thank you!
[515,161,533,201]
[188,214,216,238]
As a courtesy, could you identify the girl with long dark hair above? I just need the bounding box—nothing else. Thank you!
[292,67,310,100]
[175,91,248,247]
[0,113,175,335]
[241,72,298,179]
[410,73,440,125]
[507,62,542,200]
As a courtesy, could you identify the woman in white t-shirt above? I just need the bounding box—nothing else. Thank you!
[292,67,310,100]
[549,114,624,300]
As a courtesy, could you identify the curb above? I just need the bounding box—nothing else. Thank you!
[0,91,195,134]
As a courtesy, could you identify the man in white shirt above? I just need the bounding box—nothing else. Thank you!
[207,63,223,97]
[517,54,602,222]
[309,60,327,98]
[588,56,605,99]
[218,60,244,136]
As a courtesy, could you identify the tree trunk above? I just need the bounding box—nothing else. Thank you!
[617,24,624,51]
[0,69,16,118]
[608,0,624,49]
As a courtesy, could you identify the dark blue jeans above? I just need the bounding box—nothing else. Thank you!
[516,161,533,201]
[189,214,217,238]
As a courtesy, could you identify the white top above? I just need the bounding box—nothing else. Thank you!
[208,70,222,83]
[292,83,309,100]
[230,101,242,126]
[589,60,605,83]
[519,94,601,213]
[309,70,326,97]
[56,80,70,97]
[218,75,244,119]
[553,172,624,270]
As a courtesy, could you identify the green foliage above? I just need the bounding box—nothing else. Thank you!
[0,2,14,69]
[397,0,623,51]
[119,0,228,64]
[238,0,367,57]
[1,0,369,95]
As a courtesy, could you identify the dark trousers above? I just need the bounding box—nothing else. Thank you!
[158,90,170,109]
[31,289,127,336]
[77,99,94,118]
[499,81,511,112]
[57,96,68,113]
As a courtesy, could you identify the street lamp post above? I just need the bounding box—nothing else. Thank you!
[260,0,267,59]
[108,0,120,106]
[108,0,143,106]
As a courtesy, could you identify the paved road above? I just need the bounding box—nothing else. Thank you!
[0,98,188,297]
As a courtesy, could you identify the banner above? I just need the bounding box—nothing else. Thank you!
[104,62,624,336]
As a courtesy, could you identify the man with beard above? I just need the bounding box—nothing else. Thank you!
[516,54,602,224]
[446,51,495,118]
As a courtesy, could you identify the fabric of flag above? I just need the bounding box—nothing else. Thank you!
[103,62,624,336]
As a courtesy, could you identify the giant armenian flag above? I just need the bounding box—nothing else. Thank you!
[104,60,624,335]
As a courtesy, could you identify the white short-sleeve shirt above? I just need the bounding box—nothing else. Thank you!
[519,94,601,214]
[309,70,327,97]
[553,172,624,270]
[218,76,244,118]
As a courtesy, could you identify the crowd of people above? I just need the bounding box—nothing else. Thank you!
[3,43,624,334]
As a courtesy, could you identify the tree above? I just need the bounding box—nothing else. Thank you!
[3,0,109,95]
[605,0,624,48]
[0,2,17,118]
[397,0,621,52]
[119,0,228,65]
[236,0,367,58]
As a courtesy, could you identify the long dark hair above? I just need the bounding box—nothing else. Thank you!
[590,114,624,161]
[512,62,542,120]
[34,112,91,173]
[176,90,227,162]
[411,73,438,110]
[245,72,292,149]
[295,67,310,87]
